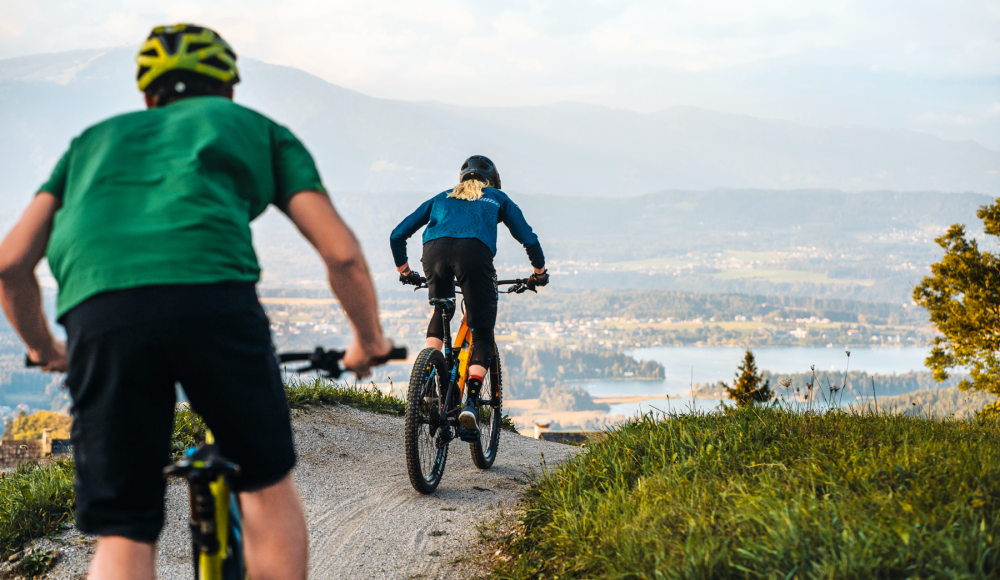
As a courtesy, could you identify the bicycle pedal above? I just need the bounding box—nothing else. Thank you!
[458,428,479,442]
[436,428,454,449]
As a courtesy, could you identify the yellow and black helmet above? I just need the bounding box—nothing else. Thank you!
[136,24,239,92]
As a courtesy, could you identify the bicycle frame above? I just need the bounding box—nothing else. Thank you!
[429,298,465,425]
[453,312,473,394]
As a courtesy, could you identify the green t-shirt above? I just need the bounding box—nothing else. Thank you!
[39,96,326,318]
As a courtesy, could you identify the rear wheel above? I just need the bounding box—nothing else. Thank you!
[405,348,449,494]
[469,342,502,469]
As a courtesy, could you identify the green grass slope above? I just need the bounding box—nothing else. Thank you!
[497,407,1000,579]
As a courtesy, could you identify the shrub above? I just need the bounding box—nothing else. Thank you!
[3,410,72,440]
[171,405,209,460]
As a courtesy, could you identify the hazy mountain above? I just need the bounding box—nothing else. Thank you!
[1,46,998,215]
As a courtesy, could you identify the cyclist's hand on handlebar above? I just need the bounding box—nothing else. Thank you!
[27,341,67,373]
[399,270,424,286]
[526,269,549,291]
[341,336,395,379]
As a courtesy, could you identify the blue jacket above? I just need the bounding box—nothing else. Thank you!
[390,187,544,269]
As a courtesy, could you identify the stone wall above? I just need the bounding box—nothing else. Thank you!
[0,429,72,467]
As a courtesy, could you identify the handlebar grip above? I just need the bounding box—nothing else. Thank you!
[377,347,408,362]
[400,273,427,286]
[278,352,314,363]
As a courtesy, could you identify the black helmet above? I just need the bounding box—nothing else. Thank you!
[460,155,501,189]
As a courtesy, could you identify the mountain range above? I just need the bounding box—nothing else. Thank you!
[1,46,997,214]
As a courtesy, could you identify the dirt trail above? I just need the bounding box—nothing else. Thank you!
[45,405,578,580]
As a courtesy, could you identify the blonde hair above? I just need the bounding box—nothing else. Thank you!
[448,179,488,201]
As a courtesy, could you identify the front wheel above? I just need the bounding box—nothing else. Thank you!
[469,342,502,469]
[404,348,449,494]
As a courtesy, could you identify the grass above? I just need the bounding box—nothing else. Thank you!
[495,406,1000,579]
[0,459,75,559]
[284,375,408,415]
[17,547,58,578]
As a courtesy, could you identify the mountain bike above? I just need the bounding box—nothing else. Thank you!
[165,345,406,579]
[400,274,537,494]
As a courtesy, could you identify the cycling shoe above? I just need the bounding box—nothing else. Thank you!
[458,404,479,430]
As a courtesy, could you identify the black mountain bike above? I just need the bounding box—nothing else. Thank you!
[400,274,536,494]
[164,345,405,579]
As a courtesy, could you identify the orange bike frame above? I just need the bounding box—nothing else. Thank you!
[453,312,472,394]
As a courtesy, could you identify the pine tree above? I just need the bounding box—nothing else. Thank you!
[722,349,773,407]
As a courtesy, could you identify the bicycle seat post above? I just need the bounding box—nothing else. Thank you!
[428,298,456,368]
[428,297,455,322]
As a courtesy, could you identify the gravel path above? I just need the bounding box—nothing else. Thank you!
[42,405,578,579]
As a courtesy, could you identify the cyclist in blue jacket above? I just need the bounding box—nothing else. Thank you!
[390,156,548,430]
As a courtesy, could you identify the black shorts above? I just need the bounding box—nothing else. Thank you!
[421,237,497,367]
[61,282,296,543]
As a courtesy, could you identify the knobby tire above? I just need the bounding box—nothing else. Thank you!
[469,342,502,469]
[405,348,449,494]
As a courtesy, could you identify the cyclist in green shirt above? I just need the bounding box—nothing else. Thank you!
[0,24,392,580]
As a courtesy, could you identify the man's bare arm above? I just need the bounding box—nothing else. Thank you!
[285,191,390,373]
[0,193,66,371]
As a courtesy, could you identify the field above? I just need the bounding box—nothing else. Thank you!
[712,269,876,287]
[495,407,1000,579]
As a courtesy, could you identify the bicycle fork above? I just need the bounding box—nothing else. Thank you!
[165,441,242,579]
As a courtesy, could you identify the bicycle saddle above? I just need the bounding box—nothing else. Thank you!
[428,298,456,314]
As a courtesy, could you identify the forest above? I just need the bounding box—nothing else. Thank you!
[501,346,665,399]
[492,288,927,326]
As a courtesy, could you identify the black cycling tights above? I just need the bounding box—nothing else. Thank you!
[421,237,498,372]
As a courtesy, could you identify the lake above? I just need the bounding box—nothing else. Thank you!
[581,346,931,417]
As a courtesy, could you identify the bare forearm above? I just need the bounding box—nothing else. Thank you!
[0,193,61,364]
[285,191,387,354]
[325,252,384,352]
[0,272,57,360]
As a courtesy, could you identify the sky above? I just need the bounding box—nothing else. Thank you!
[3,0,999,147]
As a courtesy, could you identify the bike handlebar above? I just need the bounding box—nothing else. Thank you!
[25,347,408,379]
[401,274,538,294]
[278,346,408,378]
